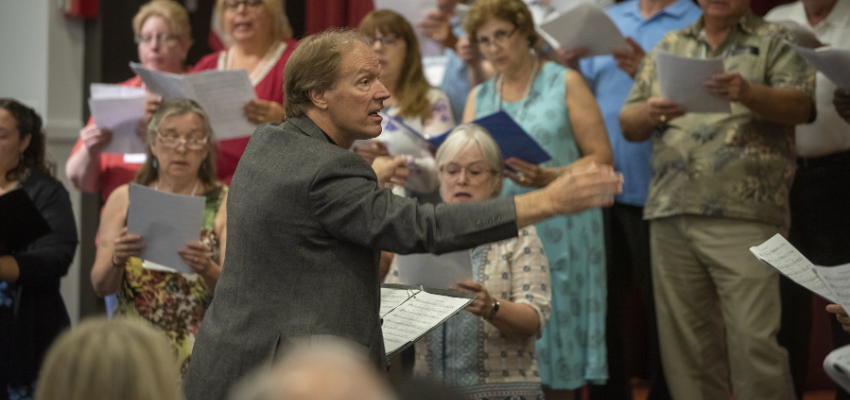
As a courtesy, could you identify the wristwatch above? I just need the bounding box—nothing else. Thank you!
[487,300,500,320]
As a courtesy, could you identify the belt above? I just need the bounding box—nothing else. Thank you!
[797,149,850,168]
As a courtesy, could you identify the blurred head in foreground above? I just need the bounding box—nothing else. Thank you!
[34,317,183,400]
[230,339,396,400]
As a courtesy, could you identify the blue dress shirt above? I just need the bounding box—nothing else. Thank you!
[580,0,701,206]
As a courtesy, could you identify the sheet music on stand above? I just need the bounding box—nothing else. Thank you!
[825,344,850,393]
[381,283,475,359]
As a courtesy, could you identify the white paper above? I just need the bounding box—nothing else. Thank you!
[536,3,628,57]
[825,345,850,393]
[130,62,258,140]
[422,55,449,87]
[377,113,431,156]
[373,0,444,56]
[126,183,205,274]
[89,95,148,154]
[788,43,850,89]
[750,234,837,302]
[774,20,823,48]
[549,0,615,14]
[397,251,472,290]
[815,264,850,314]
[90,83,146,99]
[381,290,471,353]
[454,3,469,23]
[656,51,732,114]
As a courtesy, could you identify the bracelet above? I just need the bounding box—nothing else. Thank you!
[487,300,500,320]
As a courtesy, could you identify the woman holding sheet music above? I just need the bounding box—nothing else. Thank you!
[67,0,194,201]
[90,99,227,375]
[0,99,78,400]
[384,124,551,400]
[463,0,613,397]
[192,0,299,184]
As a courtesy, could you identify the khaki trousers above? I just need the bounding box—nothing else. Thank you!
[650,215,795,400]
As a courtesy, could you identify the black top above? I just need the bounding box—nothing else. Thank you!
[0,170,78,392]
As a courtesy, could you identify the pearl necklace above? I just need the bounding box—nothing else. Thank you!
[155,179,199,196]
[496,56,540,123]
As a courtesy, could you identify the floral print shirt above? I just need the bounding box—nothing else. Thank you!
[625,12,816,227]
[116,185,227,375]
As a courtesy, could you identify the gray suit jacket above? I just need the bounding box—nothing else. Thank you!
[183,117,518,400]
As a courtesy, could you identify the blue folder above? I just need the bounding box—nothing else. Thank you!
[427,111,552,165]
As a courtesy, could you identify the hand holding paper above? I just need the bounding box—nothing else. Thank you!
[656,51,731,114]
[88,83,148,154]
[536,3,629,57]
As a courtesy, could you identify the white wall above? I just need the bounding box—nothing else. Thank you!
[0,0,86,324]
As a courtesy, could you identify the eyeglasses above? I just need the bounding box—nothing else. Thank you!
[476,27,518,49]
[224,0,264,10]
[439,163,498,184]
[156,130,209,151]
[136,33,180,47]
[369,34,401,47]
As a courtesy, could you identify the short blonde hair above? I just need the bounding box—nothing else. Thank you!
[283,29,371,118]
[435,123,504,198]
[465,0,538,48]
[34,317,182,400]
[216,0,293,45]
[133,0,193,45]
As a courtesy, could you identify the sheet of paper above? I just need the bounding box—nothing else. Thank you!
[750,234,837,302]
[375,114,431,156]
[423,55,448,87]
[825,345,850,393]
[428,111,552,164]
[88,96,148,154]
[537,3,628,57]
[126,183,205,274]
[454,3,469,23]
[90,83,146,99]
[788,43,850,89]
[184,69,258,140]
[656,51,731,113]
[130,62,185,99]
[381,291,471,353]
[774,20,823,48]
[397,251,472,290]
[815,264,850,313]
[380,287,414,316]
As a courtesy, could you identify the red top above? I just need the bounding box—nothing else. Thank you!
[192,39,299,185]
[72,76,145,202]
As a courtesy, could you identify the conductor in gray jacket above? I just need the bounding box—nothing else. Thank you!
[183,29,623,400]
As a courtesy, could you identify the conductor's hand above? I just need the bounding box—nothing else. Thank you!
[827,304,850,334]
[452,279,493,319]
[372,155,409,188]
[545,163,622,215]
[354,140,390,165]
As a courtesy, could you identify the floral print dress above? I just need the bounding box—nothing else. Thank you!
[116,185,227,375]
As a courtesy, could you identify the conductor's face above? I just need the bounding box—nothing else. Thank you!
[323,41,391,140]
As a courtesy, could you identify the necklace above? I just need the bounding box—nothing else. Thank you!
[155,178,199,196]
[496,56,540,123]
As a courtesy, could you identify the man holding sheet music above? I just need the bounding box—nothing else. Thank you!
[764,1,850,398]
[619,0,815,398]
[182,29,623,400]
[569,0,701,398]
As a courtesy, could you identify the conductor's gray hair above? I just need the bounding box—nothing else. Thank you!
[434,123,505,198]
[283,29,371,118]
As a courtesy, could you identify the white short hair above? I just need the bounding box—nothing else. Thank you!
[434,123,504,198]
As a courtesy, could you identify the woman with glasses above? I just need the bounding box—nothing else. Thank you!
[0,99,78,400]
[66,0,194,201]
[384,124,551,400]
[90,98,228,375]
[355,9,455,203]
[192,0,298,184]
[463,0,613,398]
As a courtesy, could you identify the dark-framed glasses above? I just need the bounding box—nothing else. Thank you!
[156,130,208,151]
[369,34,401,47]
[476,27,519,49]
[135,33,180,47]
[224,0,264,10]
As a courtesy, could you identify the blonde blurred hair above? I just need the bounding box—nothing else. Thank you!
[133,0,193,45]
[34,317,183,400]
[464,0,538,48]
[435,123,504,198]
[215,0,293,46]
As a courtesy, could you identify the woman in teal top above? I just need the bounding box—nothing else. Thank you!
[463,0,613,396]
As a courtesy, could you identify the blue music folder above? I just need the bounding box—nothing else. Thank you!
[427,111,552,165]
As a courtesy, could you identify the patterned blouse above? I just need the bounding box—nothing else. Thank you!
[116,185,227,375]
[386,227,551,400]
